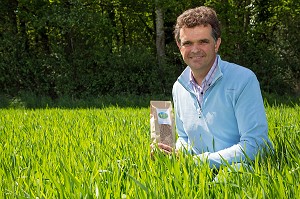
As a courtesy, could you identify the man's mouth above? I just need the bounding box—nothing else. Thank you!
[189,53,205,59]
[190,55,204,59]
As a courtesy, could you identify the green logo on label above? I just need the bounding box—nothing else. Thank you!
[158,112,168,119]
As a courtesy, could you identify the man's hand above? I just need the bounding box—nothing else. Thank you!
[150,143,175,159]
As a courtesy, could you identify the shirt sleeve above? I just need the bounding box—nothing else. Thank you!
[175,111,189,151]
[172,85,193,153]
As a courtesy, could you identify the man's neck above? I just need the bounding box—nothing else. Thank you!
[191,56,218,85]
[191,68,211,85]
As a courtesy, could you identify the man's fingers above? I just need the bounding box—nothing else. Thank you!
[157,143,173,152]
[150,143,175,158]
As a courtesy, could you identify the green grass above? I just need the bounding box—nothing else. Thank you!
[0,99,300,198]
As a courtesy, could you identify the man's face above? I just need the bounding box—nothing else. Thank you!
[177,25,221,76]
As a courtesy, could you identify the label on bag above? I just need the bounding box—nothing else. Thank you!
[156,108,171,125]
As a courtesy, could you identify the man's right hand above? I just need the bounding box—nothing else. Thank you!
[150,143,175,159]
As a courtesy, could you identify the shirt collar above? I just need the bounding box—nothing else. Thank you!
[189,56,218,87]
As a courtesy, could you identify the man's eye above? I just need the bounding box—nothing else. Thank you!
[199,40,209,44]
[182,42,192,47]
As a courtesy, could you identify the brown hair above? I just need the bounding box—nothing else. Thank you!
[174,6,221,43]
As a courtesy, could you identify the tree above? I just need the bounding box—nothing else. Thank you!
[0,0,299,97]
[155,0,165,65]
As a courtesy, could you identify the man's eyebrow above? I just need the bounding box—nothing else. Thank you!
[182,40,191,44]
[180,38,211,46]
[198,39,210,43]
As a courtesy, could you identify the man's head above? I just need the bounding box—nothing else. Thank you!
[174,6,222,80]
[174,6,221,44]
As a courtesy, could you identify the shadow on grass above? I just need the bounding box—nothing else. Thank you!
[0,92,299,109]
[0,93,173,109]
[262,92,300,108]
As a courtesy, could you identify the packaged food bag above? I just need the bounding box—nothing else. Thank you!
[150,101,175,148]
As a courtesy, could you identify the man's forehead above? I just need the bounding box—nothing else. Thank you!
[179,25,213,39]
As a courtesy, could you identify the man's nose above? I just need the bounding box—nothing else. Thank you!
[190,43,201,52]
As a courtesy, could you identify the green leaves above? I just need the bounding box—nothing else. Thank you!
[1,0,299,97]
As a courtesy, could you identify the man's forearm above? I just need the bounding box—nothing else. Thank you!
[193,143,250,168]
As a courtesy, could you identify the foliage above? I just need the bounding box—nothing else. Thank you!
[0,0,299,98]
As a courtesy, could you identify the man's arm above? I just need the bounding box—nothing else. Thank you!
[194,74,271,168]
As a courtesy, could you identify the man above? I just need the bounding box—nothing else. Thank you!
[155,6,272,168]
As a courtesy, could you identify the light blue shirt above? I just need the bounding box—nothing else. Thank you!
[172,55,272,168]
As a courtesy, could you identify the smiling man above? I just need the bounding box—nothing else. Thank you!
[156,6,273,168]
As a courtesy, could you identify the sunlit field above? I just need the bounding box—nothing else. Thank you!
[0,102,299,198]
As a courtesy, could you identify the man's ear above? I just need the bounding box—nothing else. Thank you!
[215,38,221,53]
[176,41,181,49]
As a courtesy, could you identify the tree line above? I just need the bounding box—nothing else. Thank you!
[0,0,299,99]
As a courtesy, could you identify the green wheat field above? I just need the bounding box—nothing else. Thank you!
[1,100,300,198]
